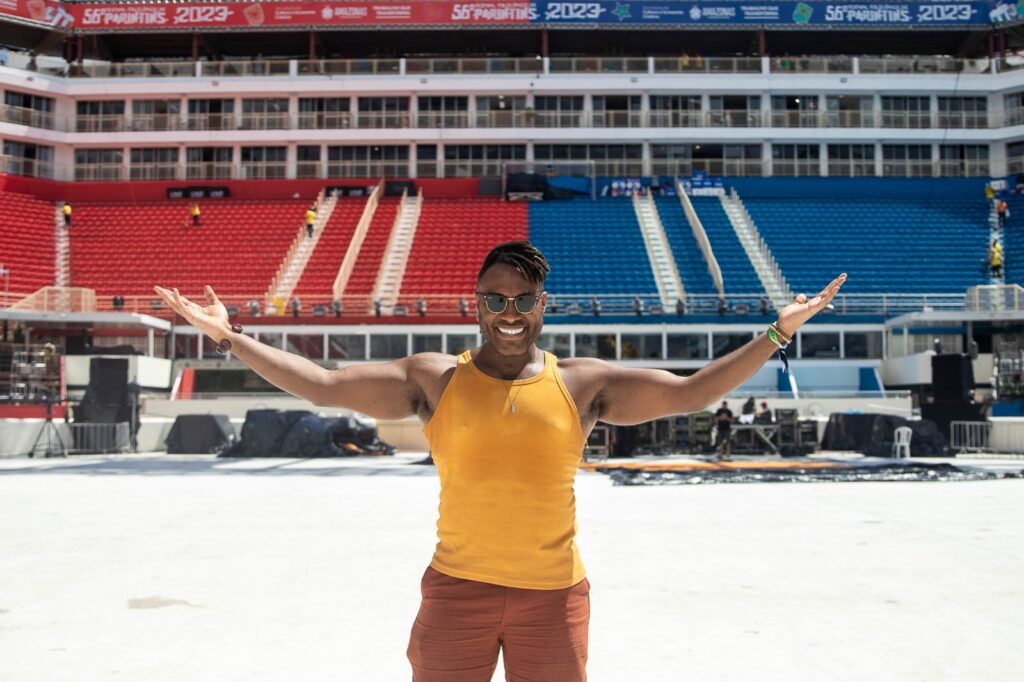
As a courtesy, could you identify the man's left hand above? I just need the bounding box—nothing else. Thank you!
[776,273,847,337]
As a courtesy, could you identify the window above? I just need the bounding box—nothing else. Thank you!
[844,332,883,359]
[241,146,286,162]
[666,334,709,359]
[130,148,178,179]
[575,333,616,359]
[286,334,325,360]
[620,334,662,359]
[76,100,125,131]
[712,332,753,358]
[827,144,875,177]
[370,334,407,359]
[536,334,571,358]
[2,141,53,177]
[446,334,477,355]
[800,332,840,358]
[328,334,366,360]
[413,335,443,353]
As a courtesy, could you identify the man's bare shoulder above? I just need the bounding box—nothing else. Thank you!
[556,356,618,382]
[557,356,615,371]
[406,352,459,376]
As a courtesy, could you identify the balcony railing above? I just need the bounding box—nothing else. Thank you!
[652,56,761,74]
[128,114,182,131]
[354,112,411,128]
[129,163,180,180]
[185,162,233,180]
[770,56,854,73]
[297,112,352,129]
[296,161,322,179]
[548,57,649,73]
[74,163,124,181]
[295,59,401,76]
[238,112,290,130]
[771,160,821,177]
[326,160,409,178]
[0,104,56,130]
[0,54,1002,82]
[76,115,126,132]
[415,111,470,129]
[0,155,53,178]
[406,57,540,74]
[650,159,764,177]
[240,162,287,180]
[2,105,1011,133]
[827,161,876,177]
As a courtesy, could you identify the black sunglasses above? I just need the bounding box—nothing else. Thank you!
[476,292,543,315]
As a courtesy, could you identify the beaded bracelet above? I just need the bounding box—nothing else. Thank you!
[766,323,791,373]
[215,322,244,355]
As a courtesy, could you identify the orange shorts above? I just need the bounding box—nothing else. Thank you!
[407,566,590,681]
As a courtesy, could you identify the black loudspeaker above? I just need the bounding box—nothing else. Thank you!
[932,354,973,403]
[921,403,985,445]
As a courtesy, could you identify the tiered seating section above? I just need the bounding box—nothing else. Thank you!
[344,197,400,296]
[0,191,56,294]
[528,199,657,296]
[69,200,308,296]
[743,197,989,293]
[653,197,717,295]
[292,197,367,299]
[401,199,527,295]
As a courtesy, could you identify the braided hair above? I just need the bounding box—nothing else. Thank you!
[477,241,550,286]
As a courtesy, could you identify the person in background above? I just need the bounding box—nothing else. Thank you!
[305,205,317,238]
[997,199,1009,228]
[191,203,201,227]
[989,240,1004,279]
[985,183,995,206]
[741,396,756,416]
[714,400,734,460]
[62,201,72,227]
[756,401,774,423]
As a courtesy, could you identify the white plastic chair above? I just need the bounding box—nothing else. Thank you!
[892,426,912,459]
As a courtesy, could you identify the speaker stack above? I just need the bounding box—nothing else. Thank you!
[923,354,985,445]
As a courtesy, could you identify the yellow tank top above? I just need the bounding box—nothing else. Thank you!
[423,350,587,589]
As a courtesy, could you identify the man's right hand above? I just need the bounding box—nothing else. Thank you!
[154,285,230,341]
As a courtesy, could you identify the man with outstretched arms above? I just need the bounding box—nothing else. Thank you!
[155,240,845,681]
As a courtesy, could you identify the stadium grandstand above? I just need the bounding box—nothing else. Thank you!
[1,0,1024,460]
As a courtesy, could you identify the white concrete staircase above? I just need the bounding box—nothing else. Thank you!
[373,189,422,310]
[632,193,684,306]
[988,202,1004,285]
[675,182,725,300]
[54,205,69,288]
[265,192,337,307]
[720,189,793,308]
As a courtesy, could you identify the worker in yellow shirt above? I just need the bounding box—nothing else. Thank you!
[989,240,1004,279]
[190,203,201,227]
[62,202,71,227]
[305,206,316,238]
[153,242,846,681]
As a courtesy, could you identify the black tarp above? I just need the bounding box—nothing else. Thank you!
[821,413,950,457]
[220,410,394,458]
[165,414,236,454]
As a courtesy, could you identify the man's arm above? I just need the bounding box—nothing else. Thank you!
[589,274,847,425]
[155,285,423,419]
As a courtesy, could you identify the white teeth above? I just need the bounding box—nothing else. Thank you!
[498,327,524,336]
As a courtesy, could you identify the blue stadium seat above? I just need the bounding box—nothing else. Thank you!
[741,197,990,294]
[528,200,658,298]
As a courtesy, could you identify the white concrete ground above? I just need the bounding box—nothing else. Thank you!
[0,454,1022,682]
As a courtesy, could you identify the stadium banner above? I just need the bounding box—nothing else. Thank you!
[0,0,1019,31]
[0,1,532,30]
[531,1,1004,28]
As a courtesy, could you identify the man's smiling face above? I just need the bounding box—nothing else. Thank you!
[475,262,546,356]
